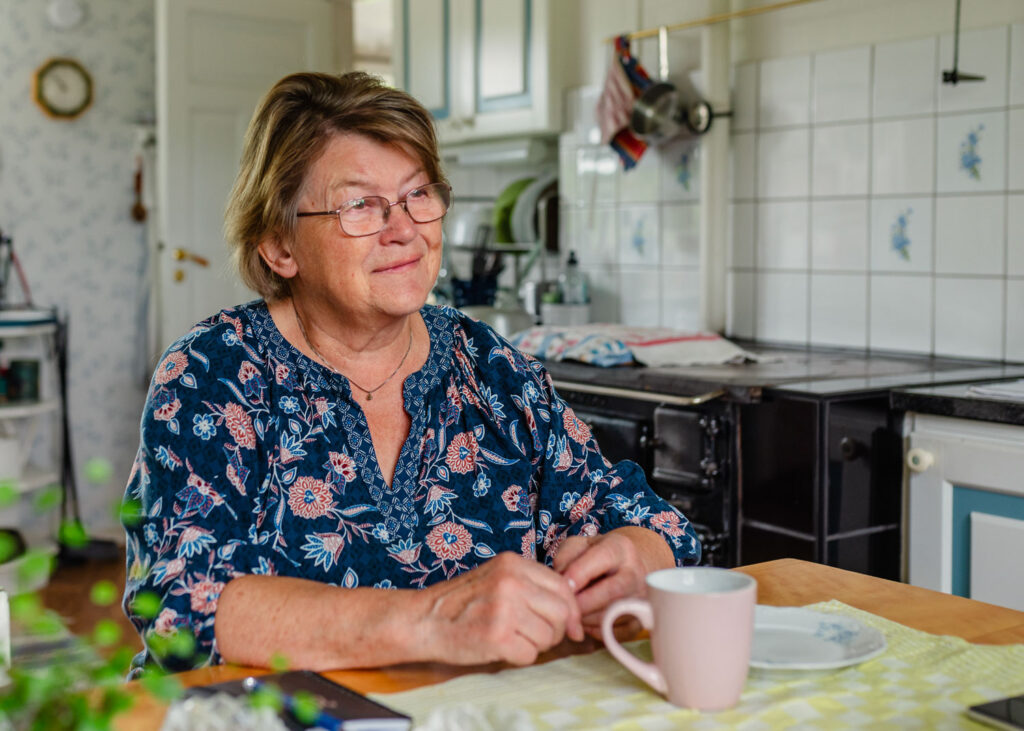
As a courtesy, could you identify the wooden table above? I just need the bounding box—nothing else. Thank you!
[117,559,1024,728]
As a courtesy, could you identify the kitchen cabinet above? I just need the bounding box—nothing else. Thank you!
[393,0,578,145]
[904,413,1024,612]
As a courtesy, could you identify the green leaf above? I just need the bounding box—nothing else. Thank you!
[248,683,283,713]
[10,593,42,623]
[169,628,196,658]
[92,619,122,647]
[31,485,62,514]
[291,690,321,725]
[58,520,90,549]
[119,498,143,528]
[16,550,53,589]
[269,652,290,673]
[140,673,183,702]
[130,591,161,620]
[27,611,64,637]
[84,457,114,484]
[90,579,117,607]
[0,480,17,507]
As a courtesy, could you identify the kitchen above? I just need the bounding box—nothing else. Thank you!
[1,0,1024,726]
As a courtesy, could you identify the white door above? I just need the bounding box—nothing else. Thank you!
[155,0,335,351]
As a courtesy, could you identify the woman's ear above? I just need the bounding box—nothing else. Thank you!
[258,233,298,279]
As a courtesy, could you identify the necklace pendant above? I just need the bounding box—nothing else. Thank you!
[366,393,372,401]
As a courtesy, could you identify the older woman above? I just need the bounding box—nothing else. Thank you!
[123,71,700,674]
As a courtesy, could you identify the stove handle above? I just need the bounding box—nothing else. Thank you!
[551,380,726,407]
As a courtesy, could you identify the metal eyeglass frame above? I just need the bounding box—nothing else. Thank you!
[296,182,452,238]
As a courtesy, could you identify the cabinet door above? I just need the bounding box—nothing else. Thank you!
[395,0,452,121]
[906,414,1024,611]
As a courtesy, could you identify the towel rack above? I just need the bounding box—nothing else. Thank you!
[604,0,824,44]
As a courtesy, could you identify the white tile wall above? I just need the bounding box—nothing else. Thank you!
[813,47,871,124]
[727,271,756,339]
[937,27,1009,113]
[619,205,660,266]
[873,36,937,118]
[934,277,1005,360]
[935,111,1007,193]
[757,272,808,343]
[732,62,758,132]
[870,197,933,274]
[1010,109,1024,190]
[1012,24,1024,107]
[934,195,1006,276]
[1008,280,1024,361]
[731,133,756,199]
[812,124,869,196]
[661,268,702,331]
[871,118,935,195]
[810,273,868,348]
[869,275,932,354]
[729,22,1023,360]
[662,203,700,267]
[1009,195,1024,276]
[730,202,756,269]
[758,128,810,198]
[619,268,661,326]
[811,200,868,271]
[757,201,809,269]
[759,56,811,128]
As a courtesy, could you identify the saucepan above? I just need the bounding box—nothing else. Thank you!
[629,27,714,143]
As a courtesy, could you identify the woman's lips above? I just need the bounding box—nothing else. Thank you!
[375,256,420,273]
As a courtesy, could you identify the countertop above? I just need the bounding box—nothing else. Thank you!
[540,342,1024,403]
[891,381,1024,427]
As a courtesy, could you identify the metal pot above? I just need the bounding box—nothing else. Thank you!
[630,81,713,142]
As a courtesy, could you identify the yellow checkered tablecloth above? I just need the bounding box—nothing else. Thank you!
[374,600,1024,730]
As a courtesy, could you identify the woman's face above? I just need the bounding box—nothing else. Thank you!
[270,133,444,323]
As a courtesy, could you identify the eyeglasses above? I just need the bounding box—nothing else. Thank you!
[296,182,452,238]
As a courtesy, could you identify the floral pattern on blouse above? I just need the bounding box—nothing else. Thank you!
[122,302,701,671]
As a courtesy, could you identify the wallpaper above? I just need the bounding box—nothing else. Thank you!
[0,0,155,540]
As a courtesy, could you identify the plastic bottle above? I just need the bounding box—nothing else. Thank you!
[558,251,589,305]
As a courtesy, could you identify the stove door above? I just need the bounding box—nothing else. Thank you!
[653,406,713,491]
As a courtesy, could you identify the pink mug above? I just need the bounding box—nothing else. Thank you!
[601,567,757,711]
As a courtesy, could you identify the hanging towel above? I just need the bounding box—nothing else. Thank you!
[595,35,653,171]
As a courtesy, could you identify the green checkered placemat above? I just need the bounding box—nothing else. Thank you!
[373,600,1024,730]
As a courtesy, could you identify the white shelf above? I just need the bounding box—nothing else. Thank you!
[0,323,57,338]
[0,399,60,420]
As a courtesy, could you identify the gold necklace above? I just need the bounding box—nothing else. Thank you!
[292,299,413,401]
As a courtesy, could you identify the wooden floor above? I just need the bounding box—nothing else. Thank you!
[38,551,143,654]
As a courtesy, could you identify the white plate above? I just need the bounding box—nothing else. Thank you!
[510,171,556,244]
[750,605,887,670]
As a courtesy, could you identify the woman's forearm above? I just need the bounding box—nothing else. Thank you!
[214,574,430,670]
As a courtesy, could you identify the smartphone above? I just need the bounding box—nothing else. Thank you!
[966,693,1024,731]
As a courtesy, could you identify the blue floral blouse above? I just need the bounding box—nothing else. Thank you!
[123,301,701,671]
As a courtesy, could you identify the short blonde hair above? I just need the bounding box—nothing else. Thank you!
[224,71,446,300]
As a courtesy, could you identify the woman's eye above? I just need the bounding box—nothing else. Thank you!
[348,199,367,211]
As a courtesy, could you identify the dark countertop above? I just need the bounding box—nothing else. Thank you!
[540,342,1024,403]
[891,382,1024,427]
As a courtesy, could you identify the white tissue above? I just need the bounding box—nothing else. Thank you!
[160,692,288,731]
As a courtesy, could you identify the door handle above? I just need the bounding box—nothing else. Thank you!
[906,447,934,473]
[171,247,209,267]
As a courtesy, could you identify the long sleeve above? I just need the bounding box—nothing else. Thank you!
[122,312,275,672]
[529,366,702,566]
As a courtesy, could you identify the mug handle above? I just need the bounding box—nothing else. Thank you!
[601,597,666,696]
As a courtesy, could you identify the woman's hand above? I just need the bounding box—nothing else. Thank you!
[553,526,674,639]
[418,552,585,666]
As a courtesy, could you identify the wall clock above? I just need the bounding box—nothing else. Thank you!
[33,57,93,119]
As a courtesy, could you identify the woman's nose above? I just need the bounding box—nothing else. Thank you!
[380,202,417,240]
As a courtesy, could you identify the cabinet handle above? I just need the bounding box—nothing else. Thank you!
[906,447,934,473]
[172,247,210,267]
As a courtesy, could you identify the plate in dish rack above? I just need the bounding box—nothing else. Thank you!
[750,606,887,670]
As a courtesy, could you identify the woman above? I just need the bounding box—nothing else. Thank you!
[123,71,700,674]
